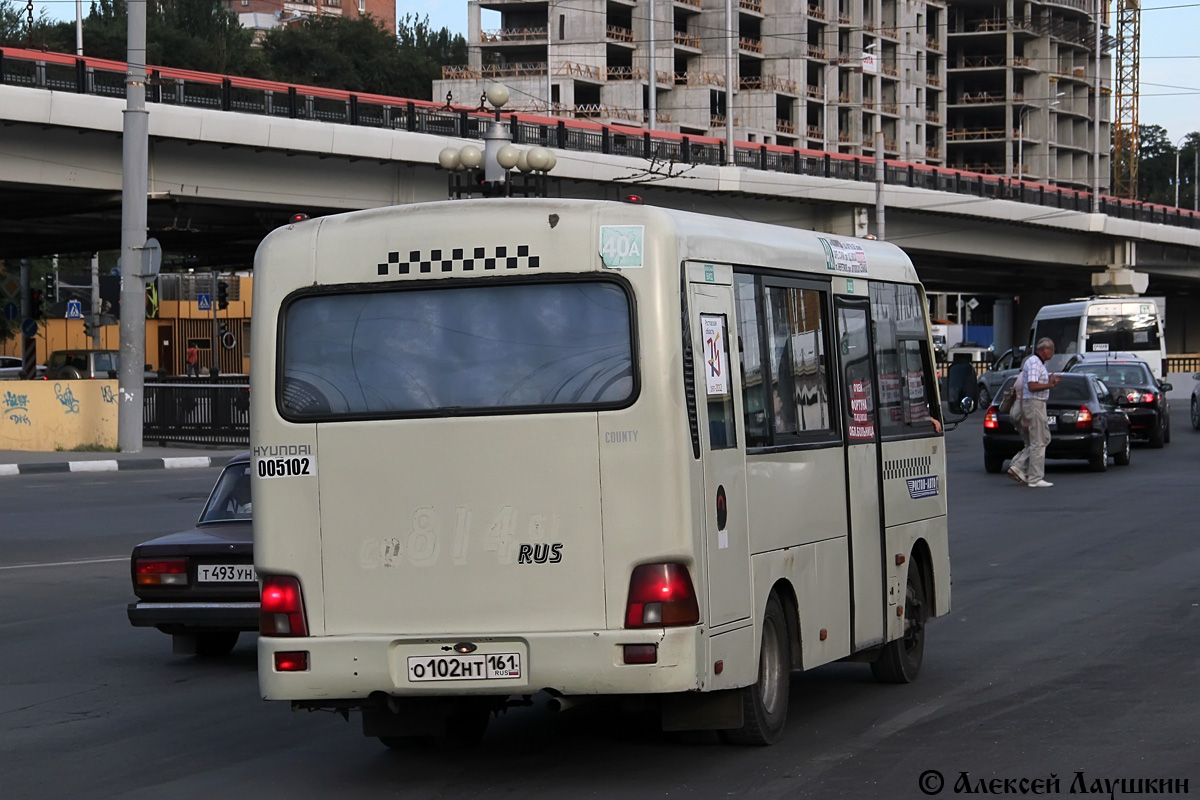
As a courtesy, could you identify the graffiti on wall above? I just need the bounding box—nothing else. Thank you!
[54,383,80,414]
[3,390,32,426]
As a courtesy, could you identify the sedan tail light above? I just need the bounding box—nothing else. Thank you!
[260,575,308,637]
[984,408,998,429]
[625,563,700,628]
[136,559,187,586]
[1076,405,1093,429]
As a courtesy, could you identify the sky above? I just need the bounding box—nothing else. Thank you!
[32,0,1200,143]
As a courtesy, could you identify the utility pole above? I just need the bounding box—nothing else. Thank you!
[118,0,149,452]
[724,0,734,164]
[211,269,219,376]
[875,127,885,241]
[647,0,656,129]
[90,254,100,348]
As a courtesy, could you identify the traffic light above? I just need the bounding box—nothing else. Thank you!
[83,316,95,339]
[217,280,229,310]
[30,290,43,319]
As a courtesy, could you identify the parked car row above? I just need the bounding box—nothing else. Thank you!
[1,350,160,380]
[981,352,1181,476]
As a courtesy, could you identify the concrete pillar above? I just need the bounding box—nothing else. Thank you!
[992,298,1014,353]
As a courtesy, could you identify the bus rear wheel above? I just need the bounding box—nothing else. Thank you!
[721,594,790,746]
[871,564,927,684]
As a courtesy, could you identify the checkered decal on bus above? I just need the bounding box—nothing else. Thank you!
[377,246,540,276]
[882,456,933,481]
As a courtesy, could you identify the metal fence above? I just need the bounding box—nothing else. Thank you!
[143,382,249,445]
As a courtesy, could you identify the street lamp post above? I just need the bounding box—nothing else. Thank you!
[1173,134,1188,208]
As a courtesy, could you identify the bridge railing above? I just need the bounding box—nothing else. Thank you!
[3,46,1198,231]
[143,381,250,446]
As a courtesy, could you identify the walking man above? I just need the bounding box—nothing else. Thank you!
[186,344,199,378]
[1008,337,1061,488]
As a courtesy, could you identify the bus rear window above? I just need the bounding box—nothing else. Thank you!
[1086,314,1160,352]
[279,280,635,419]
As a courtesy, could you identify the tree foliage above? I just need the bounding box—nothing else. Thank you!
[1,1,464,102]
[1136,125,1200,207]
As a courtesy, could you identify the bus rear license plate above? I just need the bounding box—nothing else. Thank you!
[197,564,257,583]
[407,653,522,682]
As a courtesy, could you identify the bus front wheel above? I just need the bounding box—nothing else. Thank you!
[871,564,927,684]
[721,594,790,746]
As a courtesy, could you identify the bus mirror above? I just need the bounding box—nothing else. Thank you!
[945,362,978,415]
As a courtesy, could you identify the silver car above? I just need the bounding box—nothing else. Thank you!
[1192,373,1200,431]
[976,347,1027,407]
[0,356,45,380]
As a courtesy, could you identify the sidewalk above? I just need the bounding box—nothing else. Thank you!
[0,443,247,477]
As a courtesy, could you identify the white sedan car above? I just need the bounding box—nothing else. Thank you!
[0,356,45,380]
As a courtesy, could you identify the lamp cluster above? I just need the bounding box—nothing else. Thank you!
[438,85,557,198]
[437,144,557,175]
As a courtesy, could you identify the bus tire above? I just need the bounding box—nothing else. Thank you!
[871,563,927,685]
[721,594,790,746]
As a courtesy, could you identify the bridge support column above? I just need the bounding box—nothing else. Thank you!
[992,298,1014,353]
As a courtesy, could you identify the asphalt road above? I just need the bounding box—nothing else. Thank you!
[2,420,1198,799]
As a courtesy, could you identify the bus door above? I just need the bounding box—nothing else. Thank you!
[688,263,751,628]
[834,297,886,649]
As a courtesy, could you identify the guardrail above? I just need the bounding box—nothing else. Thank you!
[3,46,1199,231]
[143,382,249,445]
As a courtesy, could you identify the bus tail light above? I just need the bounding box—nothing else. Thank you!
[984,408,998,429]
[1075,405,1093,428]
[260,575,308,637]
[625,563,700,628]
[136,559,187,586]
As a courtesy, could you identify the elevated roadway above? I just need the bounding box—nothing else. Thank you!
[2,49,1199,342]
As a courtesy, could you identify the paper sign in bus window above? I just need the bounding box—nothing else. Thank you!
[701,315,729,396]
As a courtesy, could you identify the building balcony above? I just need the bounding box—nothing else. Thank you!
[881,101,899,115]
[710,114,741,127]
[606,66,646,81]
[951,54,1009,70]
[926,35,942,51]
[674,0,701,7]
[777,119,796,135]
[881,63,898,78]
[673,31,701,49]
[926,146,942,160]
[740,75,799,93]
[739,36,764,55]
[442,62,547,80]
[956,91,1006,105]
[838,12,851,24]
[806,83,821,99]
[480,27,547,44]
[808,45,829,60]
[807,3,826,20]
[926,73,942,87]
[674,70,726,87]
[925,109,941,123]
[838,130,853,142]
[738,0,763,13]
[947,126,1007,141]
[880,25,900,40]
[807,124,823,139]
[555,61,604,81]
[606,25,634,44]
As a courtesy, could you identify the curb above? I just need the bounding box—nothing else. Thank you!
[0,455,234,477]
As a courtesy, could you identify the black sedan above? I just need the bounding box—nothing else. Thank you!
[1067,357,1171,447]
[127,453,257,657]
[982,374,1133,474]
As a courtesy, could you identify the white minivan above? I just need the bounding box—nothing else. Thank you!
[1029,297,1166,378]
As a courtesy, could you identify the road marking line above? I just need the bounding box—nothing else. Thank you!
[163,457,211,469]
[0,465,17,476]
[0,556,125,571]
[68,460,119,473]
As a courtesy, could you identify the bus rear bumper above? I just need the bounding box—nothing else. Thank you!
[258,626,707,702]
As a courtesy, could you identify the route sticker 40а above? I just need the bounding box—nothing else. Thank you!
[256,455,316,479]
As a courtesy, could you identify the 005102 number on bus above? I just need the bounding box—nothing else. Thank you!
[255,456,316,479]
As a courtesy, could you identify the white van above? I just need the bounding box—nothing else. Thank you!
[251,199,954,747]
[1029,297,1166,378]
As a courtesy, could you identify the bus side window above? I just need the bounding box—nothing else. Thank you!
[871,283,939,435]
[734,274,770,448]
